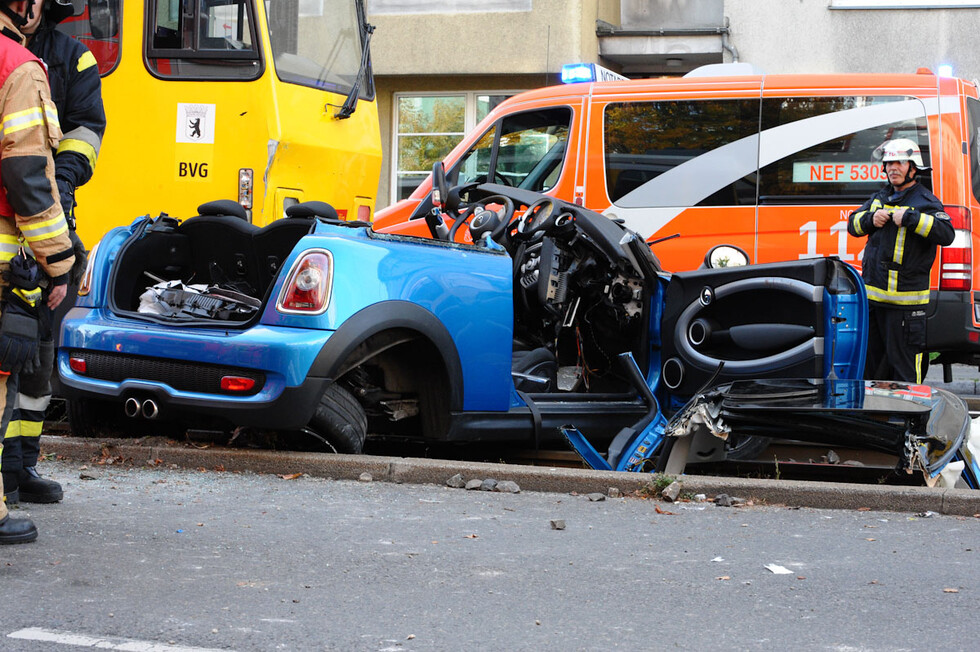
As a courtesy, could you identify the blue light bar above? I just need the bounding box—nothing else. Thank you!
[561,63,595,84]
[938,64,953,78]
[561,63,629,84]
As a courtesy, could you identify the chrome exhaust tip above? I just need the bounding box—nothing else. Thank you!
[141,399,159,420]
[124,397,141,418]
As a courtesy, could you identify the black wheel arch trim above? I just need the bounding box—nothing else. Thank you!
[311,301,464,411]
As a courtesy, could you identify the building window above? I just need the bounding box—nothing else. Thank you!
[393,92,514,202]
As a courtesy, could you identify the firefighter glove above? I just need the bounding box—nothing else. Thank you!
[0,295,40,375]
[3,248,41,291]
[68,229,88,288]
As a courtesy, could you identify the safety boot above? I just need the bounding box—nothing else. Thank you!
[16,467,63,503]
[0,515,38,544]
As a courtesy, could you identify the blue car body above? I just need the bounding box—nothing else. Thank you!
[57,187,978,487]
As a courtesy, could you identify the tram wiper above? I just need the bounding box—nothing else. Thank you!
[335,1,374,120]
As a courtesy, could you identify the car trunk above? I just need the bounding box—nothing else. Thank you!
[108,214,316,324]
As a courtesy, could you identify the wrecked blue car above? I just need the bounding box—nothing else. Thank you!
[58,173,979,488]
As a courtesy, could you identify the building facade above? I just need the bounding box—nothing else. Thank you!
[367,0,980,208]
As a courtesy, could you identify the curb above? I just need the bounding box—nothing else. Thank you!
[41,435,980,516]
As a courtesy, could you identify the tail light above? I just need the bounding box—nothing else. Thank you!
[77,240,100,297]
[276,250,333,314]
[939,206,972,291]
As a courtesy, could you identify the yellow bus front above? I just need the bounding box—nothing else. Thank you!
[64,0,381,247]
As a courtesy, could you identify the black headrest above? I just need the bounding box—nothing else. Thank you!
[285,201,339,221]
[197,199,248,221]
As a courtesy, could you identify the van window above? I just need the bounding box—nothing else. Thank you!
[758,96,931,203]
[146,0,261,80]
[604,100,759,207]
[968,97,980,205]
[57,0,122,75]
[454,108,571,192]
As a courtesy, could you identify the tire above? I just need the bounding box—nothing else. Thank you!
[307,383,367,454]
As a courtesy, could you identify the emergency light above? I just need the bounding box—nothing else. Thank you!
[561,63,628,84]
[938,64,953,77]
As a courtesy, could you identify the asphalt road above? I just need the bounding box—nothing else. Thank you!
[2,460,979,651]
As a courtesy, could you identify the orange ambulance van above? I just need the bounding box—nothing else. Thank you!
[374,66,980,371]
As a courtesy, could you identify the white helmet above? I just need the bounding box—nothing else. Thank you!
[872,138,929,170]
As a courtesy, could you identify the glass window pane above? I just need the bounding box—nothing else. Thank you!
[397,173,429,201]
[604,100,759,207]
[268,0,373,96]
[397,96,465,134]
[758,96,931,202]
[456,129,495,186]
[56,0,122,75]
[397,135,462,173]
[147,0,261,80]
[476,94,511,122]
[497,108,571,191]
[963,98,980,204]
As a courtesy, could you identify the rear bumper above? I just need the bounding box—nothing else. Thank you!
[57,307,334,429]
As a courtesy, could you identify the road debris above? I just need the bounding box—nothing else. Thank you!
[550,519,566,530]
[764,564,793,575]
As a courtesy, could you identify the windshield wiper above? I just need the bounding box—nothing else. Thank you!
[335,2,374,120]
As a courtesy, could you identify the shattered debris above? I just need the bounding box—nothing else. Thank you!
[550,519,566,530]
[661,481,681,503]
[764,564,793,575]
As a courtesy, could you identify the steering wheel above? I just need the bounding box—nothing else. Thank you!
[516,197,558,239]
[447,195,516,243]
[474,171,512,187]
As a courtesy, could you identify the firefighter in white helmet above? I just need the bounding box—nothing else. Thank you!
[847,138,954,382]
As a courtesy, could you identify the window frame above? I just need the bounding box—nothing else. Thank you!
[143,0,265,82]
[390,90,521,204]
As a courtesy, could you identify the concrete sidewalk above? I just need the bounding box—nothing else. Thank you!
[38,434,980,517]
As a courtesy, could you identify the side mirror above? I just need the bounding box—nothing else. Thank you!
[432,162,448,210]
[704,244,749,269]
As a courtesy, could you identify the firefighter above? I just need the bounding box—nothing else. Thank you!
[1,0,101,506]
[847,138,955,383]
[0,0,75,543]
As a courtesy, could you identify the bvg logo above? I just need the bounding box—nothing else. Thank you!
[178,162,209,178]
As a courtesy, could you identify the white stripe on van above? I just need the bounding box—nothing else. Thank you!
[607,96,959,240]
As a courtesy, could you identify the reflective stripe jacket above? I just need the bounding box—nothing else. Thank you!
[28,24,105,215]
[847,181,954,307]
[0,14,74,283]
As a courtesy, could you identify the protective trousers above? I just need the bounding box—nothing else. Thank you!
[1,338,53,473]
[0,370,9,521]
[865,304,928,383]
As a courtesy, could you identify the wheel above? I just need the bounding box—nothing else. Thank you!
[307,383,367,454]
[67,398,123,438]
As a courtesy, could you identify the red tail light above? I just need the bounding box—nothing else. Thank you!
[221,376,256,392]
[276,250,333,314]
[939,206,972,291]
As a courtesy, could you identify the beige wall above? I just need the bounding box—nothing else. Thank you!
[725,0,980,81]
[368,0,619,76]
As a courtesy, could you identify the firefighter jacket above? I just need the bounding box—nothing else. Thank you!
[0,13,74,284]
[28,23,105,218]
[848,181,954,307]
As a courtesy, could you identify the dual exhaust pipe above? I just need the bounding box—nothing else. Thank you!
[124,397,159,420]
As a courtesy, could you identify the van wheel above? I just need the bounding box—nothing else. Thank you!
[307,383,367,454]
[68,398,122,438]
